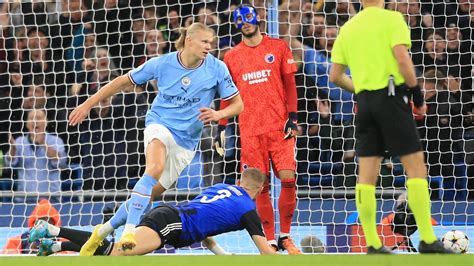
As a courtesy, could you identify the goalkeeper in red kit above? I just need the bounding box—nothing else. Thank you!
[217,5,301,254]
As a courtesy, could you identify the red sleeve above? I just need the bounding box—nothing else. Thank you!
[282,71,297,114]
[218,97,230,126]
[280,43,297,75]
[280,42,297,114]
[219,54,233,127]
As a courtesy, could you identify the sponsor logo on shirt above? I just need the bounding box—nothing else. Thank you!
[242,70,271,85]
[265,53,275,64]
[161,93,201,107]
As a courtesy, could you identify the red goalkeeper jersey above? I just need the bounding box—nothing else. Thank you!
[223,35,297,137]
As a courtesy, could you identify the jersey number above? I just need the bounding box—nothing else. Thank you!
[200,189,232,203]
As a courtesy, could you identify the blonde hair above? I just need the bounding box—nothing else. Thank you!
[175,22,211,51]
[240,168,267,188]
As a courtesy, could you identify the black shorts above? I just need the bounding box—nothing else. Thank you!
[355,86,422,157]
[137,205,187,249]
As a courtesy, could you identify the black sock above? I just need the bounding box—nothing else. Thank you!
[58,227,112,256]
[58,227,92,245]
[61,241,82,252]
[59,240,112,255]
[94,240,113,256]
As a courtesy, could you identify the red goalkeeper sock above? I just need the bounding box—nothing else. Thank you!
[256,184,276,241]
[279,178,296,235]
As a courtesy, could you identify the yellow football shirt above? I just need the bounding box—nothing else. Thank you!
[331,7,412,94]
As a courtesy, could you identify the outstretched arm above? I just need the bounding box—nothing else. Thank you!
[202,237,231,255]
[252,235,277,255]
[69,75,133,126]
[241,210,277,255]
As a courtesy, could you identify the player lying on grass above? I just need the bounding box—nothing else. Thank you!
[28,168,277,256]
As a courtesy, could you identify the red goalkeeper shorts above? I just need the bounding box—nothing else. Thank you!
[240,130,296,176]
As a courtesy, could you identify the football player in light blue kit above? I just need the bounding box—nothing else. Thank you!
[69,22,243,254]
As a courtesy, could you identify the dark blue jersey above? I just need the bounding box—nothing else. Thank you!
[176,183,264,245]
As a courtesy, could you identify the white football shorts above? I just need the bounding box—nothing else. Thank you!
[143,124,195,189]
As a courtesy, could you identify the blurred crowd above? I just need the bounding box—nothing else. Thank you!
[0,0,472,199]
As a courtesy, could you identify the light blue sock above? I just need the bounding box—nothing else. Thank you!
[109,200,129,229]
[125,174,157,226]
[109,199,152,229]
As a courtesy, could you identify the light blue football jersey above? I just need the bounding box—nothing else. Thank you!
[129,52,239,150]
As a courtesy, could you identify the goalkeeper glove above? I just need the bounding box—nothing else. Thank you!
[214,125,226,157]
[408,84,425,108]
[283,112,298,140]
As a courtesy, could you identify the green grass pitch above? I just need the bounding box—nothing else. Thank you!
[3,254,474,266]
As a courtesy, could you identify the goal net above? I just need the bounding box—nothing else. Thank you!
[0,0,472,254]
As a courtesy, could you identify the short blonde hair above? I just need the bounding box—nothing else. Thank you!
[175,22,212,51]
[241,168,267,188]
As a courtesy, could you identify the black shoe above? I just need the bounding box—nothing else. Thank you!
[278,236,302,254]
[418,240,455,254]
[270,243,279,252]
[367,246,393,254]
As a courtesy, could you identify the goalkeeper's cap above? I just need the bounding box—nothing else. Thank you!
[233,5,258,29]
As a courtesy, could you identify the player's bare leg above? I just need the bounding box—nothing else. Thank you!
[277,169,301,255]
[111,226,162,256]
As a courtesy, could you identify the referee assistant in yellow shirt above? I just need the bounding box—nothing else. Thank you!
[329,0,453,254]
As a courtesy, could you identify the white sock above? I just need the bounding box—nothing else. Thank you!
[123,224,136,235]
[98,221,114,238]
[280,233,290,239]
[268,239,278,247]
[48,224,60,237]
[51,242,61,253]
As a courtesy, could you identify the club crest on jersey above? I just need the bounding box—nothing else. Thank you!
[181,76,191,87]
[264,53,275,64]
